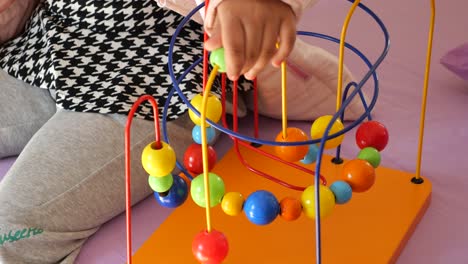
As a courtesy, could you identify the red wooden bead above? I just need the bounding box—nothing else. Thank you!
[355,121,389,151]
[192,229,229,264]
[183,143,217,175]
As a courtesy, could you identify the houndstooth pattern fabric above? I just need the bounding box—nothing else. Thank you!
[0,0,247,121]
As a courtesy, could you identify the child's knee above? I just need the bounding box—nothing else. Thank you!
[0,208,93,263]
[0,212,44,263]
[0,192,43,262]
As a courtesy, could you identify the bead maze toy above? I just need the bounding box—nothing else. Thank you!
[124,0,435,263]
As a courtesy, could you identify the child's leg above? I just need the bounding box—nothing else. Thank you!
[0,109,194,263]
[0,70,56,158]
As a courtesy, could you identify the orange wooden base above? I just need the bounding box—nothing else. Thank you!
[133,144,432,264]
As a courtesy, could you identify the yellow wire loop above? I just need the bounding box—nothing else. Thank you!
[337,0,360,112]
[281,60,287,138]
[201,64,219,232]
[415,0,436,179]
[276,42,288,138]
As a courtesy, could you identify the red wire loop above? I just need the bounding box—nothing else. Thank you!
[125,95,162,264]
[253,78,259,138]
[221,76,327,191]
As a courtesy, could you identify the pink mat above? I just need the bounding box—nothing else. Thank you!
[2,0,468,263]
[0,157,16,181]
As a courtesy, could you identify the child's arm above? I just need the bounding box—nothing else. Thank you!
[202,0,317,26]
[163,0,203,24]
[280,0,319,20]
[0,0,40,45]
[167,0,318,25]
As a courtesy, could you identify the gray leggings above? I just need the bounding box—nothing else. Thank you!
[0,70,194,263]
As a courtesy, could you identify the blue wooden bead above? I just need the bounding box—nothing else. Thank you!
[192,125,216,145]
[244,190,280,225]
[153,175,188,208]
[300,144,319,164]
[330,180,353,204]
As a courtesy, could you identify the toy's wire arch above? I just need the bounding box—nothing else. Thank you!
[123,0,437,262]
[165,1,389,263]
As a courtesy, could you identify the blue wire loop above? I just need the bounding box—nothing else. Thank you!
[162,57,202,180]
[163,0,389,263]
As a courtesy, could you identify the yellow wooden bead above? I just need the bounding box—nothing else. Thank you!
[301,185,335,219]
[141,142,176,177]
[310,115,345,149]
[188,93,222,127]
[221,192,244,216]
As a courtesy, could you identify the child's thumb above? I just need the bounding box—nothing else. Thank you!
[204,33,222,51]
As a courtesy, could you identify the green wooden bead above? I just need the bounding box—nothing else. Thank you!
[209,48,226,73]
[190,173,225,208]
[357,147,381,168]
[148,174,174,193]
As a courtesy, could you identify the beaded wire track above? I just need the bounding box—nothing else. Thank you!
[124,0,435,263]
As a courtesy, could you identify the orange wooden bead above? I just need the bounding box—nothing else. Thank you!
[342,159,376,193]
[274,127,309,162]
[279,197,302,221]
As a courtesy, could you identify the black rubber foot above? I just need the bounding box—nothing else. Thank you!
[331,157,344,164]
[411,177,424,184]
[250,142,262,148]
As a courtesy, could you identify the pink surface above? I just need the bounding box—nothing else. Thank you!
[441,42,468,81]
[1,0,468,263]
[0,157,16,181]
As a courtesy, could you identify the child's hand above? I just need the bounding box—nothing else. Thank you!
[204,0,297,81]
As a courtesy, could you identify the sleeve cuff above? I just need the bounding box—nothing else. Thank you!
[201,0,318,35]
[280,0,305,19]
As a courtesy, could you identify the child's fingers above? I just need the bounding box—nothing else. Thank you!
[220,15,245,80]
[204,32,223,51]
[240,19,263,77]
[244,22,279,80]
[271,17,296,67]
